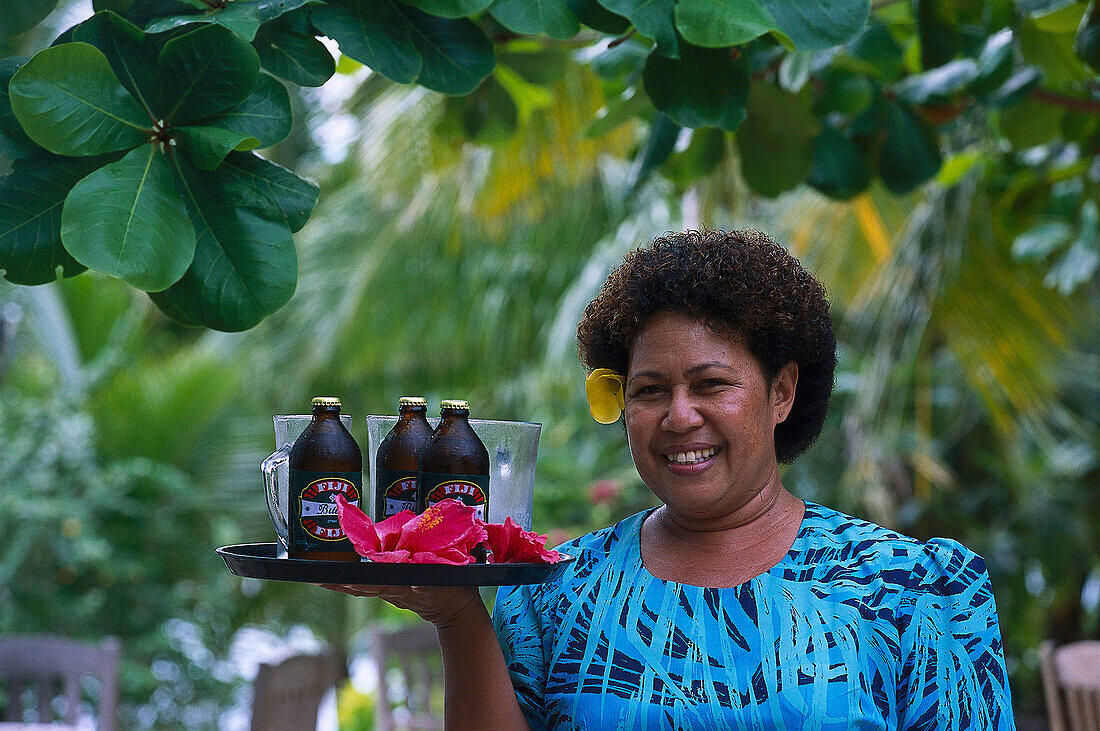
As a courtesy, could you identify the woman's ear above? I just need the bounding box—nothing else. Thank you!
[772,361,798,424]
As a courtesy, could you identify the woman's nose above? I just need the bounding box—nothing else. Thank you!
[662,389,703,432]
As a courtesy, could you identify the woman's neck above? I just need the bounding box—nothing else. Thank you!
[641,489,805,588]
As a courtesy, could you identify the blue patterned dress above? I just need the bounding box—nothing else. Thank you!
[493,502,1014,729]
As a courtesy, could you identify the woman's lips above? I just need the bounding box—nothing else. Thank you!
[663,446,719,474]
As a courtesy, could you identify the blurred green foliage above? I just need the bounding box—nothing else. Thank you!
[0,1,1097,728]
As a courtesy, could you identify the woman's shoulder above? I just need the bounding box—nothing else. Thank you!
[793,501,989,588]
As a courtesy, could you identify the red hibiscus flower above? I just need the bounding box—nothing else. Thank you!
[335,495,487,565]
[482,517,565,564]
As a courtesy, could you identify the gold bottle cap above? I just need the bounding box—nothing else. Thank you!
[399,396,428,407]
[311,396,342,408]
[440,399,469,411]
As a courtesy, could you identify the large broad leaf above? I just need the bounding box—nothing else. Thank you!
[253,12,336,87]
[0,59,37,160]
[491,0,581,40]
[149,155,298,331]
[969,28,1015,96]
[0,0,60,39]
[197,73,292,149]
[807,124,869,200]
[158,23,261,124]
[675,0,869,49]
[312,0,422,84]
[218,152,318,232]
[566,0,630,34]
[627,112,680,193]
[893,59,979,106]
[598,0,679,58]
[406,0,494,19]
[406,10,496,95]
[666,126,726,187]
[735,82,819,198]
[144,0,316,41]
[60,144,195,291]
[674,0,776,48]
[0,151,114,285]
[758,0,870,50]
[643,43,750,131]
[9,43,151,156]
[72,10,165,119]
[877,98,942,194]
[173,126,259,170]
[1077,1,1100,70]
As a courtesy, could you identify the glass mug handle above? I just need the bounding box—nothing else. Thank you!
[261,444,291,549]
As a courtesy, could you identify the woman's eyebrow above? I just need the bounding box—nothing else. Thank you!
[685,361,735,376]
[628,362,734,384]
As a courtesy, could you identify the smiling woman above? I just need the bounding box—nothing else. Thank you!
[492,229,1016,729]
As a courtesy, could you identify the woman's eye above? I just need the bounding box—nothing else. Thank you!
[696,379,727,392]
[632,385,663,398]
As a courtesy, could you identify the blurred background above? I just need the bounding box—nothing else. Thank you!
[1,0,1097,728]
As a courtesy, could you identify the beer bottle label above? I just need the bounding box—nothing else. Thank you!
[420,472,489,521]
[375,468,418,520]
[288,469,362,553]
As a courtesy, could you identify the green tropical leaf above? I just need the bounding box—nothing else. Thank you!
[735,82,819,198]
[598,0,679,58]
[584,88,650,137]
[1074,0,1100,70]
[566,0,630,34]
[806,124,869,199]
[406,0,494,19]
[916,0,958,70]
[149,155,298,331]
[815,68,873,117]
[877,98,942,194]
[144,0,316,41]
[218,152,318,233]
[72,10,166,119]
[158,23,261,124]
[844,22,904,82]
[665,126,725,187]
[1012,219,1075,261]
[0,59,37,160]
[0,0,60,39]
[406,10,496,95]
[252,13,336,86]
[9,43,151,156]
[627,112,680,193]
[643,43,750,131]
[60,144,195,291]
[491,0,580,40]
[893,59,979,106]
[0,151,114,285]
[312,0,422,84]
[174,126,259,169]
[674,0,776,48]
[758,0,870,50]
[197,73,292,149]
[969,28,1015,96]
[438,76,518,143]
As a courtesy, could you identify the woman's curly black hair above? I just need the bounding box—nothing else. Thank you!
[576,228,836,464]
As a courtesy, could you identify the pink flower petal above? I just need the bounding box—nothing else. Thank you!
[483,517,565,564]
[335,494,382,555]
[399,499,487,555]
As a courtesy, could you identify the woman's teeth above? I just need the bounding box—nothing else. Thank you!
[667,448,718,464]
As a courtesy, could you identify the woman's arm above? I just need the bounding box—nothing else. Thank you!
[319,584,530,730]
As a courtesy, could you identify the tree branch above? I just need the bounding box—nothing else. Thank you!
[1031,87,1100,115]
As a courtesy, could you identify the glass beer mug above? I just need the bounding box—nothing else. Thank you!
[261,413,355,555]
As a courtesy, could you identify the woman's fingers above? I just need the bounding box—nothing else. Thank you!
[314,583,480,626]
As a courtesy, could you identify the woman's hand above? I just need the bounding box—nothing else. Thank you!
[316,583,481,628]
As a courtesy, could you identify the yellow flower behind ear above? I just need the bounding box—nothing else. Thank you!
[585,369,625,424]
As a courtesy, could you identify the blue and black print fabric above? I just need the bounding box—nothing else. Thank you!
[493,502,1014,730]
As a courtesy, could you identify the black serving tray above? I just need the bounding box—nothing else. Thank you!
[217,543,574,586]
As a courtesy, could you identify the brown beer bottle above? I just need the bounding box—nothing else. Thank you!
[375,396,434,520]
[288,397,362,561]
[417,400,490,519]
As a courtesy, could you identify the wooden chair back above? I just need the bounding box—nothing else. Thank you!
[0,634,120,730]
[1041,640,1100,731]
[249,650,339,731]
[371,624,444,731]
